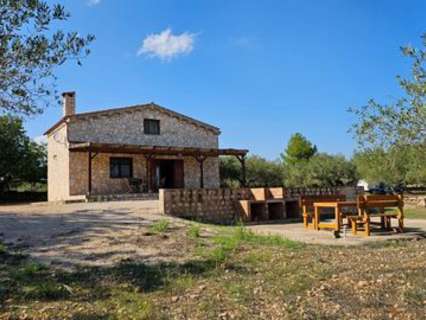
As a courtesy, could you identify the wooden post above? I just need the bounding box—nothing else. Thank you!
[194,155,207,189]
[236,155,247,187]
[144,154,154,192]
[87,147,98,196]
[314,206,319,230]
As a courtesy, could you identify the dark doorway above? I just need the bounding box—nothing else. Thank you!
[151,159,184,191]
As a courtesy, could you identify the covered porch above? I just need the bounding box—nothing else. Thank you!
[68,142,248,197]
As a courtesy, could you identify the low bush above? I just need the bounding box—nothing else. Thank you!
[149,219,170,234]
[187,224,201,239]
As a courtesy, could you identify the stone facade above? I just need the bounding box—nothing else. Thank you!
[68,153,219,196]
[404,194,426,208]
[68,105,219,148]
[46,103,221,201]
[47,124,70,201]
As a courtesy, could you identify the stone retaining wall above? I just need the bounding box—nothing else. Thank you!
[404,194,426,208]
[158,187,362,224]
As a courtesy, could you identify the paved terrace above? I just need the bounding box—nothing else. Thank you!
[248,219,426,245]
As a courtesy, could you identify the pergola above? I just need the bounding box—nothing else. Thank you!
[68,142,248,194]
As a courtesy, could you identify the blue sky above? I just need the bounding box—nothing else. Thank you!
[29,0,425,159]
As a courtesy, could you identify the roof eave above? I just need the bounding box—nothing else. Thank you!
[43,116,71,136]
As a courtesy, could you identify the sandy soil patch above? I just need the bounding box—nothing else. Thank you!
[0,201,197,269]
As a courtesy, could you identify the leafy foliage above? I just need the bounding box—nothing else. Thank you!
[281,134,358,187]
[349,33,425,148]
[220,156,243,188]
[0,115,46,191]
[220,155,283,188]
[283,153,358,187]
[245,155,283,187]
[281,132,317,165]
[305,153,359,187]
[349,33,426,186]
[353,145,426,186]
[0,0,94,116]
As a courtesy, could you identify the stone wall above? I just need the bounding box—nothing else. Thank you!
[404,193,426,208]
[47,124,70,201]
[183,157,220,189]
[159,188,253,224]
[158,186,361,224]
[68,106,219,149]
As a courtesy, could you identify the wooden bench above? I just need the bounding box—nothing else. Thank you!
[347,194,404,236]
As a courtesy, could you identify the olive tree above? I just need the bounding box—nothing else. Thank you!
[0,0,94,116]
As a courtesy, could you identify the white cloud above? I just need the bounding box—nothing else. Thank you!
[33,135,47,145]
[137,28,195,61]
[87,0,101,6]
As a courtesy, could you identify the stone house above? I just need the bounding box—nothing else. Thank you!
[45,92,247,202]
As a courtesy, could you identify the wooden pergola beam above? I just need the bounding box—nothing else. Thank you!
[73,142,249,192]
[69,142,248,158]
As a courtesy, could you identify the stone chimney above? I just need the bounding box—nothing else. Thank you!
[62,91,76,116]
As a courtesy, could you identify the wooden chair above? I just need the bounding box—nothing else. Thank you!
[348,194,404,236]
[300,194,346,228]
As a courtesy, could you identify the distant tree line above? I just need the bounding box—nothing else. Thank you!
[0,115,47,193]
[220,133,359,188]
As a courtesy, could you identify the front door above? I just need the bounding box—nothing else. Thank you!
[150,159,184,191]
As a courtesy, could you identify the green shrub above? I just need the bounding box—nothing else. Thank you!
[187,224,201,239]
[149,219,170,234]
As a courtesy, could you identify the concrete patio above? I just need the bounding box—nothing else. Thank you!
[248,219,426,246]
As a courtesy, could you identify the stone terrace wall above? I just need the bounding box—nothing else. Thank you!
[404,193,426,208]
[159,188,252,224]
[158,186,362,224]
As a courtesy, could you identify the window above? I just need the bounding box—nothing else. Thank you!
[110,158,133,178]
[144,119,160,135]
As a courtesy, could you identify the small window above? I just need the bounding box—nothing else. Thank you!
[110,157,133,178]
[144,119,160,135]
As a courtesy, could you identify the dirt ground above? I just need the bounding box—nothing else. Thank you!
[0,201,199,269]
[0,201,425,319]
[1,201,425,269]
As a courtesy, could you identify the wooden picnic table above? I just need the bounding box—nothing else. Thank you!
[313,201,358,233]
